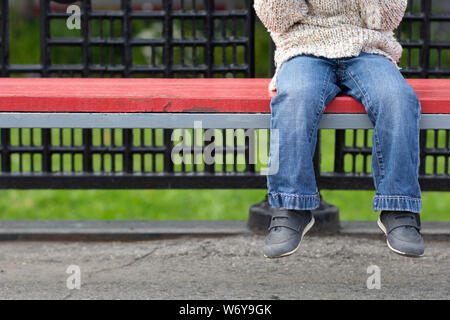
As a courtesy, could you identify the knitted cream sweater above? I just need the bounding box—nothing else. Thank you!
[254,0,408,91]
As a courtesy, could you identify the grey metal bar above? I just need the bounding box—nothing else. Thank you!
[0,113,447,129]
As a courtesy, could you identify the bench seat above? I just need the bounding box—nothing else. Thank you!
[0,78,448,129]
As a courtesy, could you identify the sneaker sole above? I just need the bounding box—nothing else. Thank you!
[264,216,315,259]
[377,217,424,258]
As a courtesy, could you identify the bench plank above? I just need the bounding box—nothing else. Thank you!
[0,113,448,129]
[0,78,448,114]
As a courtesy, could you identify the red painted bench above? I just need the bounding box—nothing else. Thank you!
[0,78,448,129]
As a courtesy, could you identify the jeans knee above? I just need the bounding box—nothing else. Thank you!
[272,83,319,119]
[376,82,421,123]
[276,80,318,104]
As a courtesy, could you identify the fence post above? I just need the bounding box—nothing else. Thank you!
[0,0,9,77]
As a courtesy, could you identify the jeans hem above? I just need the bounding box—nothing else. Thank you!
[268,192,320,210]
[373,195,422,213]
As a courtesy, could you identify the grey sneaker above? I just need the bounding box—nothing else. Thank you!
[377,211,424,257]
[263,209,315,258]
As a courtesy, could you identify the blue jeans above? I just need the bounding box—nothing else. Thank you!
[267,52,422,213]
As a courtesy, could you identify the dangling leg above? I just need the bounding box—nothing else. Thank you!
[341,52,424,257]
[264,55,341,258]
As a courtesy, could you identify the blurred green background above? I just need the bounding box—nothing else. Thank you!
[1,2,449,221]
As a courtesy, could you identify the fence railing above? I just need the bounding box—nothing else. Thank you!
[0,0,448,191]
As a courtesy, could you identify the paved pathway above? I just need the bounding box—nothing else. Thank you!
[0,233,448,299]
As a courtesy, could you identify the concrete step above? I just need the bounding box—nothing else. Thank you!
[0,220,448,241]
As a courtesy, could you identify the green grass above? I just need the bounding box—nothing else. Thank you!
[1,8,448,222]
[0,189,447,221]
[0,190,265,220]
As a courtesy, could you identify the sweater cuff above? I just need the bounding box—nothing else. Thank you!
[254,0,309,33]
[360,1,383,30]
[360,0,407,31]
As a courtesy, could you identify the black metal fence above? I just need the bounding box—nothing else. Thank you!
[0,0,448,191]
[0,0,8,76]
[37,0,254,78]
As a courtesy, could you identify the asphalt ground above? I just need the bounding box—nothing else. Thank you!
[0,229,448,300]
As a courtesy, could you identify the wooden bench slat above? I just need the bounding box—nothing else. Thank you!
[0,112,447,129]
[0,78,448,114]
